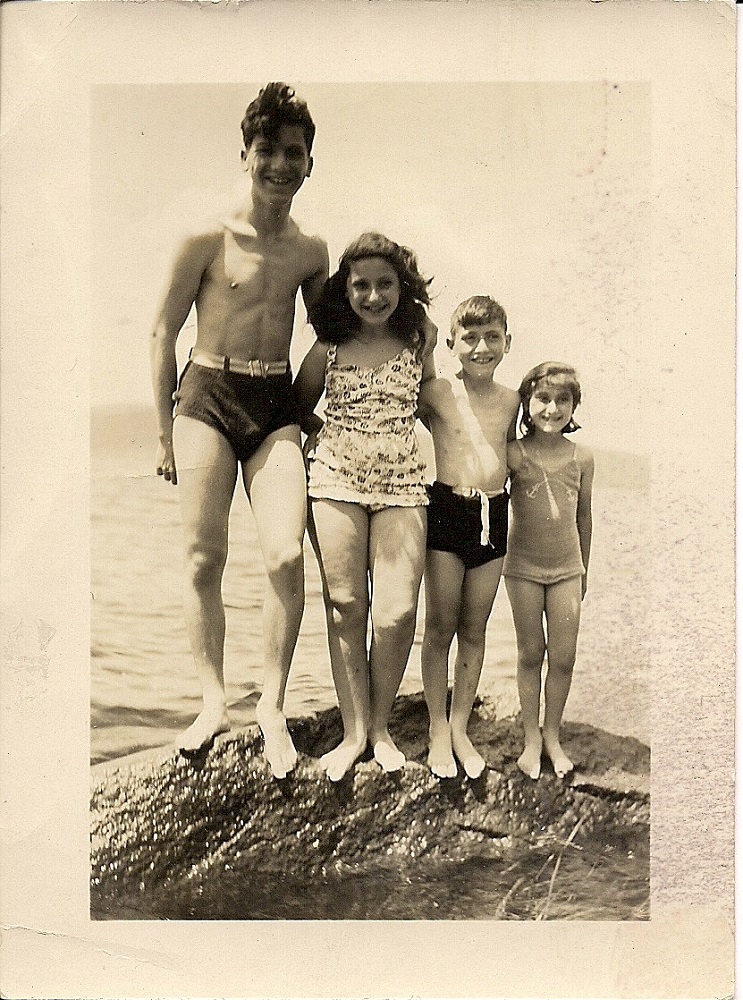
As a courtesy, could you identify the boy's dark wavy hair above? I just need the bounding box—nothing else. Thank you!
[309,232,432,349]
[518,361,582,436]
[241,82,316,154]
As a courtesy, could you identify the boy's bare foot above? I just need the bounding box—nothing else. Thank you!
[543,733,573,779]
[427,725,457,778]
[451,730,486,779]
[320,736,367,782]
[255,698,298,779]
[517,738,543,780]
[371,731,406,773]
[176,705,230,752]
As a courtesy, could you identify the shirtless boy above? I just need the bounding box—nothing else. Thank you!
[418,296,520,778]
[150,83,329,777]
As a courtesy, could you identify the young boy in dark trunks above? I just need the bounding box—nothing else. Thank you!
[417,296,520,778]
[150,83,329,777]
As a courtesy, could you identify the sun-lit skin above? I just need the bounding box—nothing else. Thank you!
[528,380,576,439]
[449,321,510,382]
[241,124,313,208]
[345,257,401,335]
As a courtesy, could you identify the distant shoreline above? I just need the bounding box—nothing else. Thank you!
[92,403,651,491]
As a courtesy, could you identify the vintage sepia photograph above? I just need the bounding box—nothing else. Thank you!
[1,0,734,997]
[90,79,651,922]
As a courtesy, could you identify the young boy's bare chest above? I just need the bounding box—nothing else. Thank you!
[207,229,312,304]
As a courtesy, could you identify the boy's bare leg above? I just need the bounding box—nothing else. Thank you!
[368,506,426,772]
[542,577,581,778]
[421,550,462,777]
[449,559,502,779]
[244,425,306,778]
[173,416,237,750]
[505,577,546,779]
[310,499,371,781]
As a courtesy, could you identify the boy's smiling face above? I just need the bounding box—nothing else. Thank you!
[243,124,313,204]
[450,321,510,379]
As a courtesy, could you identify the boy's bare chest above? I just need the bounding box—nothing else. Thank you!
[213,233,308,300]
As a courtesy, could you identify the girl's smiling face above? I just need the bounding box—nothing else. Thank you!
[528,378,576,434]
[346,257,401,331]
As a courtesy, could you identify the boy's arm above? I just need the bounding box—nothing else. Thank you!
[149,233,213,484]
[293,339,327,435]
[576,448,595,598]
[300,237,330,316]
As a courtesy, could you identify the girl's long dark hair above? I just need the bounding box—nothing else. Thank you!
[309,232,432,350]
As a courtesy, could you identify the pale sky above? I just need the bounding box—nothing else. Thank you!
[91,81,650,453]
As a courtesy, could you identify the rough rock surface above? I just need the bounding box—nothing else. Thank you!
[91,694,649,906]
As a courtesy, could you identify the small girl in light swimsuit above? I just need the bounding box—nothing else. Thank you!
[294,232,434,781]
[504,362,594,780]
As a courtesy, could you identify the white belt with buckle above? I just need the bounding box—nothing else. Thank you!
[190,350,289,378]
[452,486,504,547]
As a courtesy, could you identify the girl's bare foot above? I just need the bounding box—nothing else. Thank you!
[320,736,367,782]
[177,704,230,752]
[255,698,298,779]
[517,737,543,780]
[451,729,486,779]
[371,730,406,772]
[427,724,457,778]
[543,733,573,778]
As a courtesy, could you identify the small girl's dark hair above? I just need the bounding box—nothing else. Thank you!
[518,362,582,436]
[241,82,316,155]
[309,232,432,350]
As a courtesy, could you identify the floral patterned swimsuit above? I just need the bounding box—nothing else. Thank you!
[308,344,429,512]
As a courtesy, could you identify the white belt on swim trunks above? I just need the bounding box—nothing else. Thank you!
[452,486,504,547]
[190,349,289,378]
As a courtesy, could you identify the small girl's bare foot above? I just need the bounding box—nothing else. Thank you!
[451,731,486,779]
[517,740,543,780]
[320,737,366,782]
[543,734,573,779]
[177,705,230,752]
[255,699,297,779]
[371,732,406,773]
[427,726,457,778]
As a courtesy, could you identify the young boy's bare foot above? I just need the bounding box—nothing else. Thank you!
[427,725,457,778]
[320,736,367,782]
[517,737,543,780]
[176,704,230,752]
[451,730,486,779]
[371,731,406,773]
[543,733,573,779]
[255,698,297,779]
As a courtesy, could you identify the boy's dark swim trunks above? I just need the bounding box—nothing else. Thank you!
[173,361,299,463]
[426,480,509,569]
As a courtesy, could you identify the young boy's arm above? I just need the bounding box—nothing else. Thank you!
[576,447,595,599]
[300,237,330,316]
[293,339,327,436]
[149,233,215,485]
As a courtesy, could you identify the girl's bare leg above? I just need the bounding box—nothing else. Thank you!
[368,506,427,772]
[244,426,307,778]
[449,558,503,778]
[172,416,237,750]
[505,576,547,779]
[542,576,582,777]
[310,499,371,781]
[421,550,463,777]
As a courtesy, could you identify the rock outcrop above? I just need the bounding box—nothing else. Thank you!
[91,694,649,910]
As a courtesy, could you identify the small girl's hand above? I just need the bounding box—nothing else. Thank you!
[302,429,319,472]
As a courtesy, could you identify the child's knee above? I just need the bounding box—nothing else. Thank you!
[519,640,546,670]
[424,613,457,649]
[263,538,304,579]
[186,541,228,588]
[373,601,417,638]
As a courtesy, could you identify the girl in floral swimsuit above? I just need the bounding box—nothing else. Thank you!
[294,232,434,781]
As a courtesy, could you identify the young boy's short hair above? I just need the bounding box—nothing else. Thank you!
[449,295,507,346]
[241,82,316,155]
